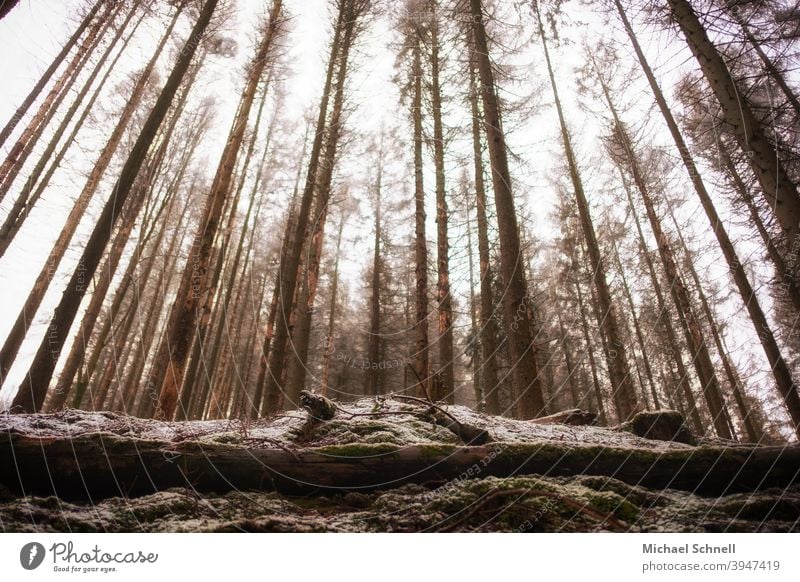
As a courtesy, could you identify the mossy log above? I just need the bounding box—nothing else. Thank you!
[1,429,798,501]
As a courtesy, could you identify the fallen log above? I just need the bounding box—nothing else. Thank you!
[1,429,798,501]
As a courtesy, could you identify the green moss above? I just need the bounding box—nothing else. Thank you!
[313,443,399,457]
[585,491,640,523]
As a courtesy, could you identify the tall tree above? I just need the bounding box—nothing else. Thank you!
[597,77,733,438]
[0,4,185,387]
[151,1,285,420]
[611,4,800,437]
[0,0,103,148]
[469,0,546,418]
[9,0,220,413]
[427,0,455,404]
[536,4,639,420]
[664,0,800,243]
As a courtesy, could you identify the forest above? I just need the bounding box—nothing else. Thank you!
[0,0,799,533]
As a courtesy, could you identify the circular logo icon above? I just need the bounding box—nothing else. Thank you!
[20,542,45,570]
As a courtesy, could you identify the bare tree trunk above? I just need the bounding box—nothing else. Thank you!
[427,1,455,404]
[665,203,765,442]
[48,72,191,412]
[151,1,283,420]
[0,7,183,386]
[665,0,800,243]
[617,170,704,434]
[0,2,173,257]
[0,0,103,148]
[9,0,219,413]
[284,6,357,405]
[261,2,346,415]
[463,176,481,408]
[574,277,608,425]
[0,0,115,202]
[364,141,383,397]
[611,240,660,409]
[537,6,639,420]
[615,1,800,438]
[322,214,346,397]
[177,79,274,420]
[727,153,800,314]
[468,59,500,415]
[601,86,732,438]
[469,0,545,418]
[411,32,430,401]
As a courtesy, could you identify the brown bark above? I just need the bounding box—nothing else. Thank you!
[151,1,283,421]
[0,7,182,386]
[469,0,545,418]
[9,0,220,413]
[322,214,346,397]
[665,204,765,443]
[615,1,800,438]
[574,277,608,425]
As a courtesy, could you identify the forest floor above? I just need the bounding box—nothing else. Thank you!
[1,397,799,532]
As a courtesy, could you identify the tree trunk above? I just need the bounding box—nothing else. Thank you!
[0,7,183,387]
[615,1,800,438]
[322,214,346,397]
[364,141,383,397]
[665,0,800,243]
[9,0,220,413]
[469,0,545,419]
[601,90,732,438]
[574,277,608,425]
[665,203,765,443]
[283,7,357,405]
[0,0,115,203]
[151,1,283,420]
[0,2,174,258]
[537,6,639,420]
[428,2,455,404]
[411,32,430,401]
[617,170,704,434]
[260,2,346,415]
[0,0,103,149]
[468,58,501,415]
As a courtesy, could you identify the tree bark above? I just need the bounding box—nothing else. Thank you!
[469,0,545,419]
[151,1,283,420]
[615,1,800,438]
[665,0,800,243]
[9,0,220,413]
